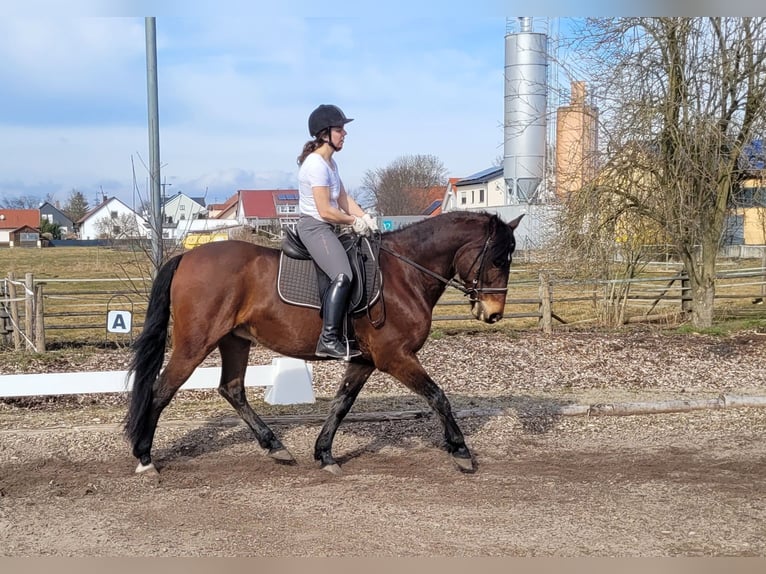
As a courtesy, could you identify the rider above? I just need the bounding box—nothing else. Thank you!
[296,104,378,360]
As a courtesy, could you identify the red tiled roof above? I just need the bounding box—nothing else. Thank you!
[239,189,298,218]
[0,209,40,230]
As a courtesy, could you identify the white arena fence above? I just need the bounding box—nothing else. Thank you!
[0,357,315,405]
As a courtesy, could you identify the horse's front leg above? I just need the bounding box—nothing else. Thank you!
[314,361,376,474]
[382,355,474,472]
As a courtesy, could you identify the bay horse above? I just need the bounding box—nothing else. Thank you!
[125,211,523,475]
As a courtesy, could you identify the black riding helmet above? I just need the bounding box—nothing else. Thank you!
[308,104,353,138]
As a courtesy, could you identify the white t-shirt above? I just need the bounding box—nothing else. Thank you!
[298,152,342,221]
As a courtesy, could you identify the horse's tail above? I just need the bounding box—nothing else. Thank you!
[124,254,184,447]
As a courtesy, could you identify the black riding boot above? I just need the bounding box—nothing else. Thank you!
[316,273,362,360]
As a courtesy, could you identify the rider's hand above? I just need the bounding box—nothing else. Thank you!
[362,213,379,233]
[352,216,371,235]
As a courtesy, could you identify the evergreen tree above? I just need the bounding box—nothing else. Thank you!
[62,189,90,222]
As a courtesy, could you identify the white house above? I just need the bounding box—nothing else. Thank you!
[162,192,207,239]
[443,167,506,212]
[77,197,150,240]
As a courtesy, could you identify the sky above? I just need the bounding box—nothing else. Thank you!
[0,10,530,210]
[0,2,741,211]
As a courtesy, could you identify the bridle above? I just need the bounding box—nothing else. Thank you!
[378,231,508,303]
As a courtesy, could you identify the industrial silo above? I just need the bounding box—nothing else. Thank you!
[555,80,599,200]
[504,17,548,204]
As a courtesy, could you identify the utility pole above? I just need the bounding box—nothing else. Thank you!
[161,178,172,205]
[145,17,163,277]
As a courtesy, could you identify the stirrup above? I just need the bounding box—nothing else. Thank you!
[316,337,362,361]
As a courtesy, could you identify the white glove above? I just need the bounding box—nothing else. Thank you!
[362,213,379,233]
[351,215,370,235]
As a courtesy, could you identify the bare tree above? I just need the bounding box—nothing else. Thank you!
[561,17,766,327]
[94,213,142,241]
[1,193,53,209]
[362,154,447,216]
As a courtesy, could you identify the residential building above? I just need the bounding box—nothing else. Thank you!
[38,201,75,237]
[206,194,238,219]
[443,167,505,212]
[0,209,40,246]
[162,192,207,225]
[159,191,207,240]
[236,189,299,235]
[77,197,150,240]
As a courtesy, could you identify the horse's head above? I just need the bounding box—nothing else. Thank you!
[455,213,523,324]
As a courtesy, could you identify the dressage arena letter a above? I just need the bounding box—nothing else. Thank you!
[107,310,132,334]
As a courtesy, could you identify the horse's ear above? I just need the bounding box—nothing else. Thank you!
[507,214,524,230]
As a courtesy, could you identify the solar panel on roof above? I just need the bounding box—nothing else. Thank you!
[422,199,442,215]
[463,166,500,180]
[277,193,298,200]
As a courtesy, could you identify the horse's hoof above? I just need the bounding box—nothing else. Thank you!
[322,463,343,476]
[451,454,475,473]
[269,448,296,464]
[135,461,158,475]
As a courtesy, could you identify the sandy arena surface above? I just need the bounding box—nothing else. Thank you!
[1,329,765,556]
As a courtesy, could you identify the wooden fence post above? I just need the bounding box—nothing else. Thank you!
[8,272,21,350]
[538,271,552,334]
[680,272,692,314]
[35,283,46,353]
[25,273,34,351]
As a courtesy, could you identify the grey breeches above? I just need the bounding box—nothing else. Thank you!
[296,216,352,280]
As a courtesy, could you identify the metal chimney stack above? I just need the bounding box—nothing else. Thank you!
[504,17,548,204]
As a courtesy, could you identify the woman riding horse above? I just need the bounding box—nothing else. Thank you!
[296,104,378,361]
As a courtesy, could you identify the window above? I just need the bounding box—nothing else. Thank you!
[479,189,485,203]
[471,190,475,204]
[179,204,185,211]
[110,211,118,219]
[461,192,466,205]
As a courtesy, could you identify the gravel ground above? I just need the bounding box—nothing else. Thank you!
[1,328,766,556]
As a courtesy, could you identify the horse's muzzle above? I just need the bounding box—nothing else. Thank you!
[472,301,504,323]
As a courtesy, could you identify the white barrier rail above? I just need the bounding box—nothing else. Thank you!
[0,357,315,405]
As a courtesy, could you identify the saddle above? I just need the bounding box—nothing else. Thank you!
[277,228,382,314]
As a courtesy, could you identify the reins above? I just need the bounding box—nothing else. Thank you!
[377,231,507,301]
[362,225,506,329]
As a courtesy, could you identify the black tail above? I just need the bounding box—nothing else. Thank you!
[124,254,184,447]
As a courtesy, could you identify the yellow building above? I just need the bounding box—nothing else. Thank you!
[740,176,766,244]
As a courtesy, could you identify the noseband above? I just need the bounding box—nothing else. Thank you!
[379,232,508,302]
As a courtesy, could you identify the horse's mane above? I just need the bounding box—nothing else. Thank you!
[384,211,514,265]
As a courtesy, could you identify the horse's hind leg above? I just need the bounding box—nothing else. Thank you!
[217,334,295,464]
[132,356,202,473]
[314,361,376,474]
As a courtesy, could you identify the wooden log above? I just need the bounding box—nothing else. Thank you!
[150,395,766,429]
